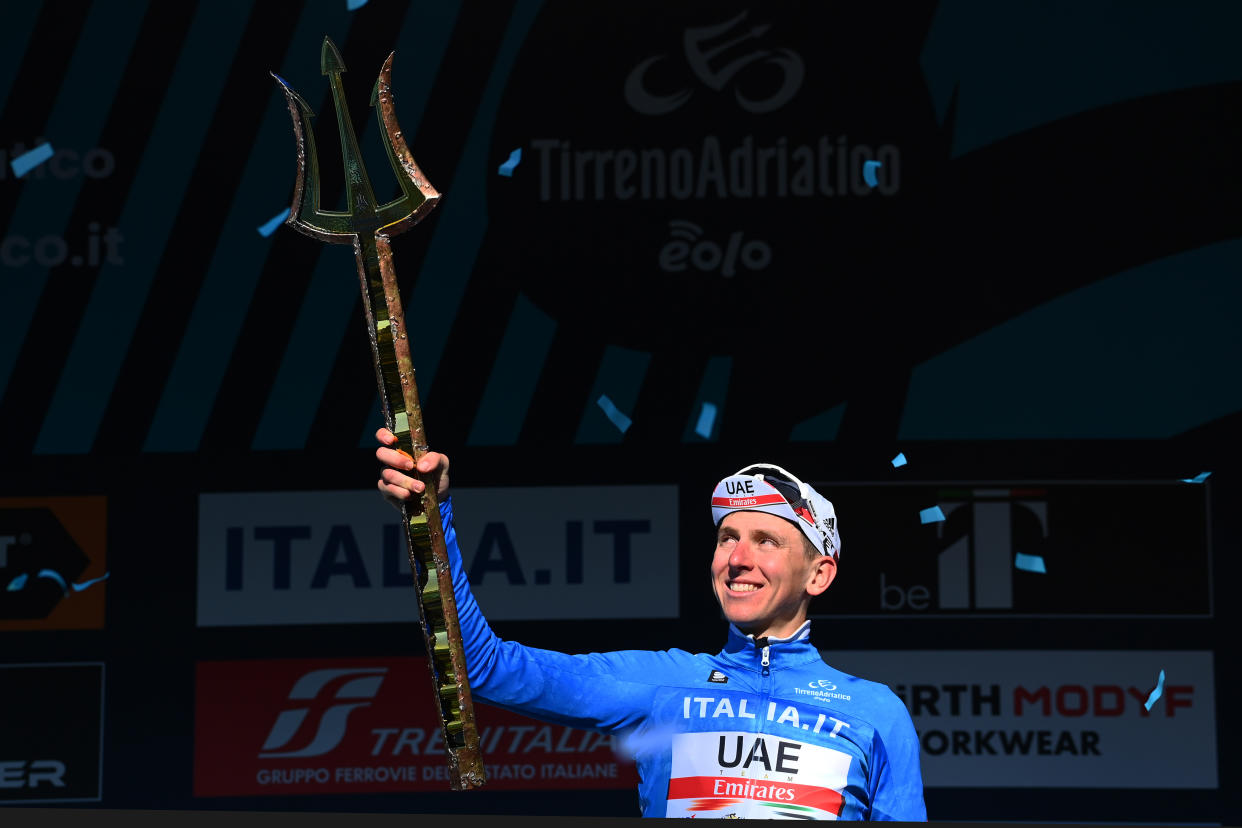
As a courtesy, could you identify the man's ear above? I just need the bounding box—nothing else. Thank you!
[806,555,837,597]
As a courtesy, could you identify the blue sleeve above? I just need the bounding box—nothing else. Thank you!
[867,694,927,821]
[441,495,662,732]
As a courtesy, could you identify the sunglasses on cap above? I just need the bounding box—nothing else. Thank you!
[734,463,818,528]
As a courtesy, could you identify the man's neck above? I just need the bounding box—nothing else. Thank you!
[733,617,811,642]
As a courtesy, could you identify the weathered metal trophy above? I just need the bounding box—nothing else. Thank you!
[271,37,485,790]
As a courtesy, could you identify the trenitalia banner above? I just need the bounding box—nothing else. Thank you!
[193,657,639,797]
[822,650,1217,789]
[196,486,678,625]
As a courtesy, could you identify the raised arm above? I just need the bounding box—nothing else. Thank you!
[375,430,663,733]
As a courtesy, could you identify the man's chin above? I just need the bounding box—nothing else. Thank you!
[715,586,767,626]
[720,605,761,629]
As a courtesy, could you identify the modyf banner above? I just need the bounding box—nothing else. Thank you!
[197,486,678,625]
[0,662,104,803]
[822,650,1217,789]
[809,481,1210,617]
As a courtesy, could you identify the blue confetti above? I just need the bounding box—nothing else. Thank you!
[919,505,945,524]
[891,452,907,468]
[36,569,67,591]
[596,394,632,434]
[616,723,680,760]
[497,147,522,177]
[1144,669,1166,711]
[862,160,882,188]
[5,570,110,594]
[1014,552,1047,573]
[257,207,291,237]
[10,142,54,178]
[346,0,369,9]
[694,402,717,439]
[1181,471,1211,484]
[70,572,110,592]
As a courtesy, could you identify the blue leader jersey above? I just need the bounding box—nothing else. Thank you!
[441,497,926,820]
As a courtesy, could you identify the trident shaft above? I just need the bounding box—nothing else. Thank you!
[271,36,485,791]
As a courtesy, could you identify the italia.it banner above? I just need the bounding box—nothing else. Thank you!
[193,657,638,796]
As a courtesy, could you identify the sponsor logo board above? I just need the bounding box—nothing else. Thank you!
[193,658,638,796]
[0,662,104,803]
[197,485,677,625]
[823,650,1216,789]
[0,497,107,630]
[811,482,1210,617]
[485,7,902,377]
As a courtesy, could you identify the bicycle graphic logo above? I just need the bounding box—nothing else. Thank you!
[624,11,805,116]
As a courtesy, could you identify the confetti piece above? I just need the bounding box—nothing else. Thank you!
[69,572,110,592]
[596,394,632,433]
[615,723,680,761]
[694,402,717,439]
[1144,669,1166,711]
[891,452,907,468]
[497,147,522,177]
[9,142,54,178]
[36,569,67,591]
[4,569,109,594]
[346,0,369,9]
[1014,552,1046,573]
[862,160,882,188]
[257,207,290,237]
[1181,471,1211,484]
[919,505,945,524]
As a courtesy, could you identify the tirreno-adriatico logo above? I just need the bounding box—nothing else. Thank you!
[794,679,852,702]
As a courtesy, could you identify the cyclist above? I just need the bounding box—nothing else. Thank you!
[376,429,925,820]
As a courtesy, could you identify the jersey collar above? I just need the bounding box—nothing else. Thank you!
[720,620,821,669]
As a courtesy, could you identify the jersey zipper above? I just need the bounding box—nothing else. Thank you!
[754,637,772,737]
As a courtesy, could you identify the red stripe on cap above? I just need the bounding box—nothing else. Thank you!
[712,494,787,509]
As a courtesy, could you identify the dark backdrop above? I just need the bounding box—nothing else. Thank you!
[0,0,1238,823]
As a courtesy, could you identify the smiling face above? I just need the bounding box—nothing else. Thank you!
[711,510,837,640]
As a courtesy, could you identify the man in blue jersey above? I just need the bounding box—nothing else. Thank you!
[376,429,925,820]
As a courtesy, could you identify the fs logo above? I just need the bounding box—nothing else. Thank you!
[625,10,804,115]
[259,668,387,758]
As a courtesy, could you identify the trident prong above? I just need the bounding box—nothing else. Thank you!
[321,37,378,222]
[270,36,440,243]
[270,37,483,792]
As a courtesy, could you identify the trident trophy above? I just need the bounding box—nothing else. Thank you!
[270,37,485,790]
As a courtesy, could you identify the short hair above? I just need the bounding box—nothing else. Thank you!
[801,534,820,562]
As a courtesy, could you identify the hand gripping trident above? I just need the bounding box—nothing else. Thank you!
[271,37,485,790]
